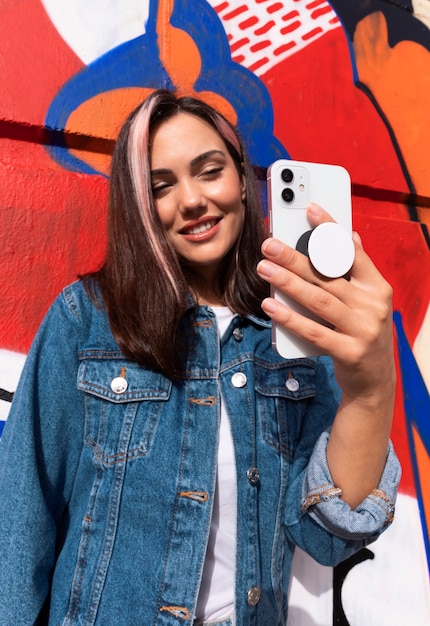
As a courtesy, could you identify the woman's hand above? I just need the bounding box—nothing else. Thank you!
[257,203,395,402]
[257,203,396,507]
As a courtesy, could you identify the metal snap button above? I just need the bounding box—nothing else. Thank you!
[247,467,260,486]
[286,376,299,392]
[233,327,243,342]
[247,585,261,606]
[111,376,128,394]
[231,372,247,388]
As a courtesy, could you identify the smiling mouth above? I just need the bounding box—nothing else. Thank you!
[181,219,220,236]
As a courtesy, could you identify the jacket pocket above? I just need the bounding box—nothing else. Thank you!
[77,357,171,465]
[254,358,316,458]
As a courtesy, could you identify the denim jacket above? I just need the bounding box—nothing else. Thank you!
[0,281,400,626]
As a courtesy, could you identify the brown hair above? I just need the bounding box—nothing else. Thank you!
[87,90,269,378]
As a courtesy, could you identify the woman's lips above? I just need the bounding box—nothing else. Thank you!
[180,218,221,241]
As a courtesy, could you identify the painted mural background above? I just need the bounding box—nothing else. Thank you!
[0,0,429,623]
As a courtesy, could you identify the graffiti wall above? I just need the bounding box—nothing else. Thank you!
[0,1,429,623]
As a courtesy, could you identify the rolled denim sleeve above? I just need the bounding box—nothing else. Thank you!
[301,430,401,539]
[283,355,401,567]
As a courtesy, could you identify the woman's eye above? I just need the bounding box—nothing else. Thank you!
[201,166,223,179]
[152,182,170,196]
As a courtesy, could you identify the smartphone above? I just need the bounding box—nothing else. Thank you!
[267,159,352,359]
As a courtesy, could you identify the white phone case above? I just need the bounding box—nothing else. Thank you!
[267,159,352,359]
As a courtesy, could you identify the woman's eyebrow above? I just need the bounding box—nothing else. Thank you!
[150,167,172,177]
[150,150,226,177]
[190,149,225,167]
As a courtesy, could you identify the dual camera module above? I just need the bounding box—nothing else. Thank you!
[276,163,310,209]
[281,168,295,203]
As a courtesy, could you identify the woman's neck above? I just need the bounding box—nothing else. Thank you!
[185,268,226,307]
[192,282,225,306]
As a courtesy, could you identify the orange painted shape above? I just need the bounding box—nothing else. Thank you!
[184,90,237,126]
[64,86,237,176]
[65,88,155,175]
[354,12,430,226]
[412,424,430,544]
[154,0,237,124]
[62,0,240,176]
[156,0,201,90]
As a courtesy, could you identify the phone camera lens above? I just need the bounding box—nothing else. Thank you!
[282,188,295,203]
[281,168,293,183]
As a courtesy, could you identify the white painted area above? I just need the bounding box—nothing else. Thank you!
[39,0,430,82]
[342,493,430,625]
[413,301,430,393]
[41,0,149,64]
[0,349,26,422]
[207,0,341,76]
[288,493,430,625]
[413,0,430,29]
[287,548,333,625]
[41,0,340,74]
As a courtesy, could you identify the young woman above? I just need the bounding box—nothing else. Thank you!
[0,90,400,626]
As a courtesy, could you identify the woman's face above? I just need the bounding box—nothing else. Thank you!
[150,112,246,283]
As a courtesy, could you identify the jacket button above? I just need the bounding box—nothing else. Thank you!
[286,376,299,392]
[231,372,247,388]
[247,467,260,486]
[111,376,128,394]
[233,327,243,342]
[247,585,261,606]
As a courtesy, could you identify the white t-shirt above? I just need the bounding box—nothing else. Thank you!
[195,307,237,621]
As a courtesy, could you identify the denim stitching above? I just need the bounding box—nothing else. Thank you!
[84,399,163,465]
[301,485,343,512]
[368,488,395,524]
[160,605,191,620]
[179,491,209,503]
[189,396,216,406]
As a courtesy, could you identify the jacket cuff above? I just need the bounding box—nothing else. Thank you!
[301,430,401,540]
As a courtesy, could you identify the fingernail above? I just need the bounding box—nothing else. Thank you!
[257,260,277,278]
[308,202,323,216]
[352,231,362,245]
[262,298,279,314]
[262,238,283,256]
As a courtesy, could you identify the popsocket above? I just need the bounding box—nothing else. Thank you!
[307,222,355,278]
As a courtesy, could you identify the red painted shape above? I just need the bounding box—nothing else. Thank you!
[0,140,108,353]
[311,7,334,20]
[354,214,429,347]
[273,41,297,55]
[248,57,271,72]
[250,40,271,52]
[230,37,251,52]
[224,5,248,20]
[0,1,96,351]
[255,20,276,35]
[267,3,284,15]
[282,11,300,21]
[353,214,429,497]
[239,16,259,29]
[262,28,411,202]
[261,28,428,497]
[280,21,302,35]
[392,333,415,497]
[0,0,84,127]
[302,27,324,40]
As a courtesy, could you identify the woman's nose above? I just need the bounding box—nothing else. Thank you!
[178,178,206,214]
